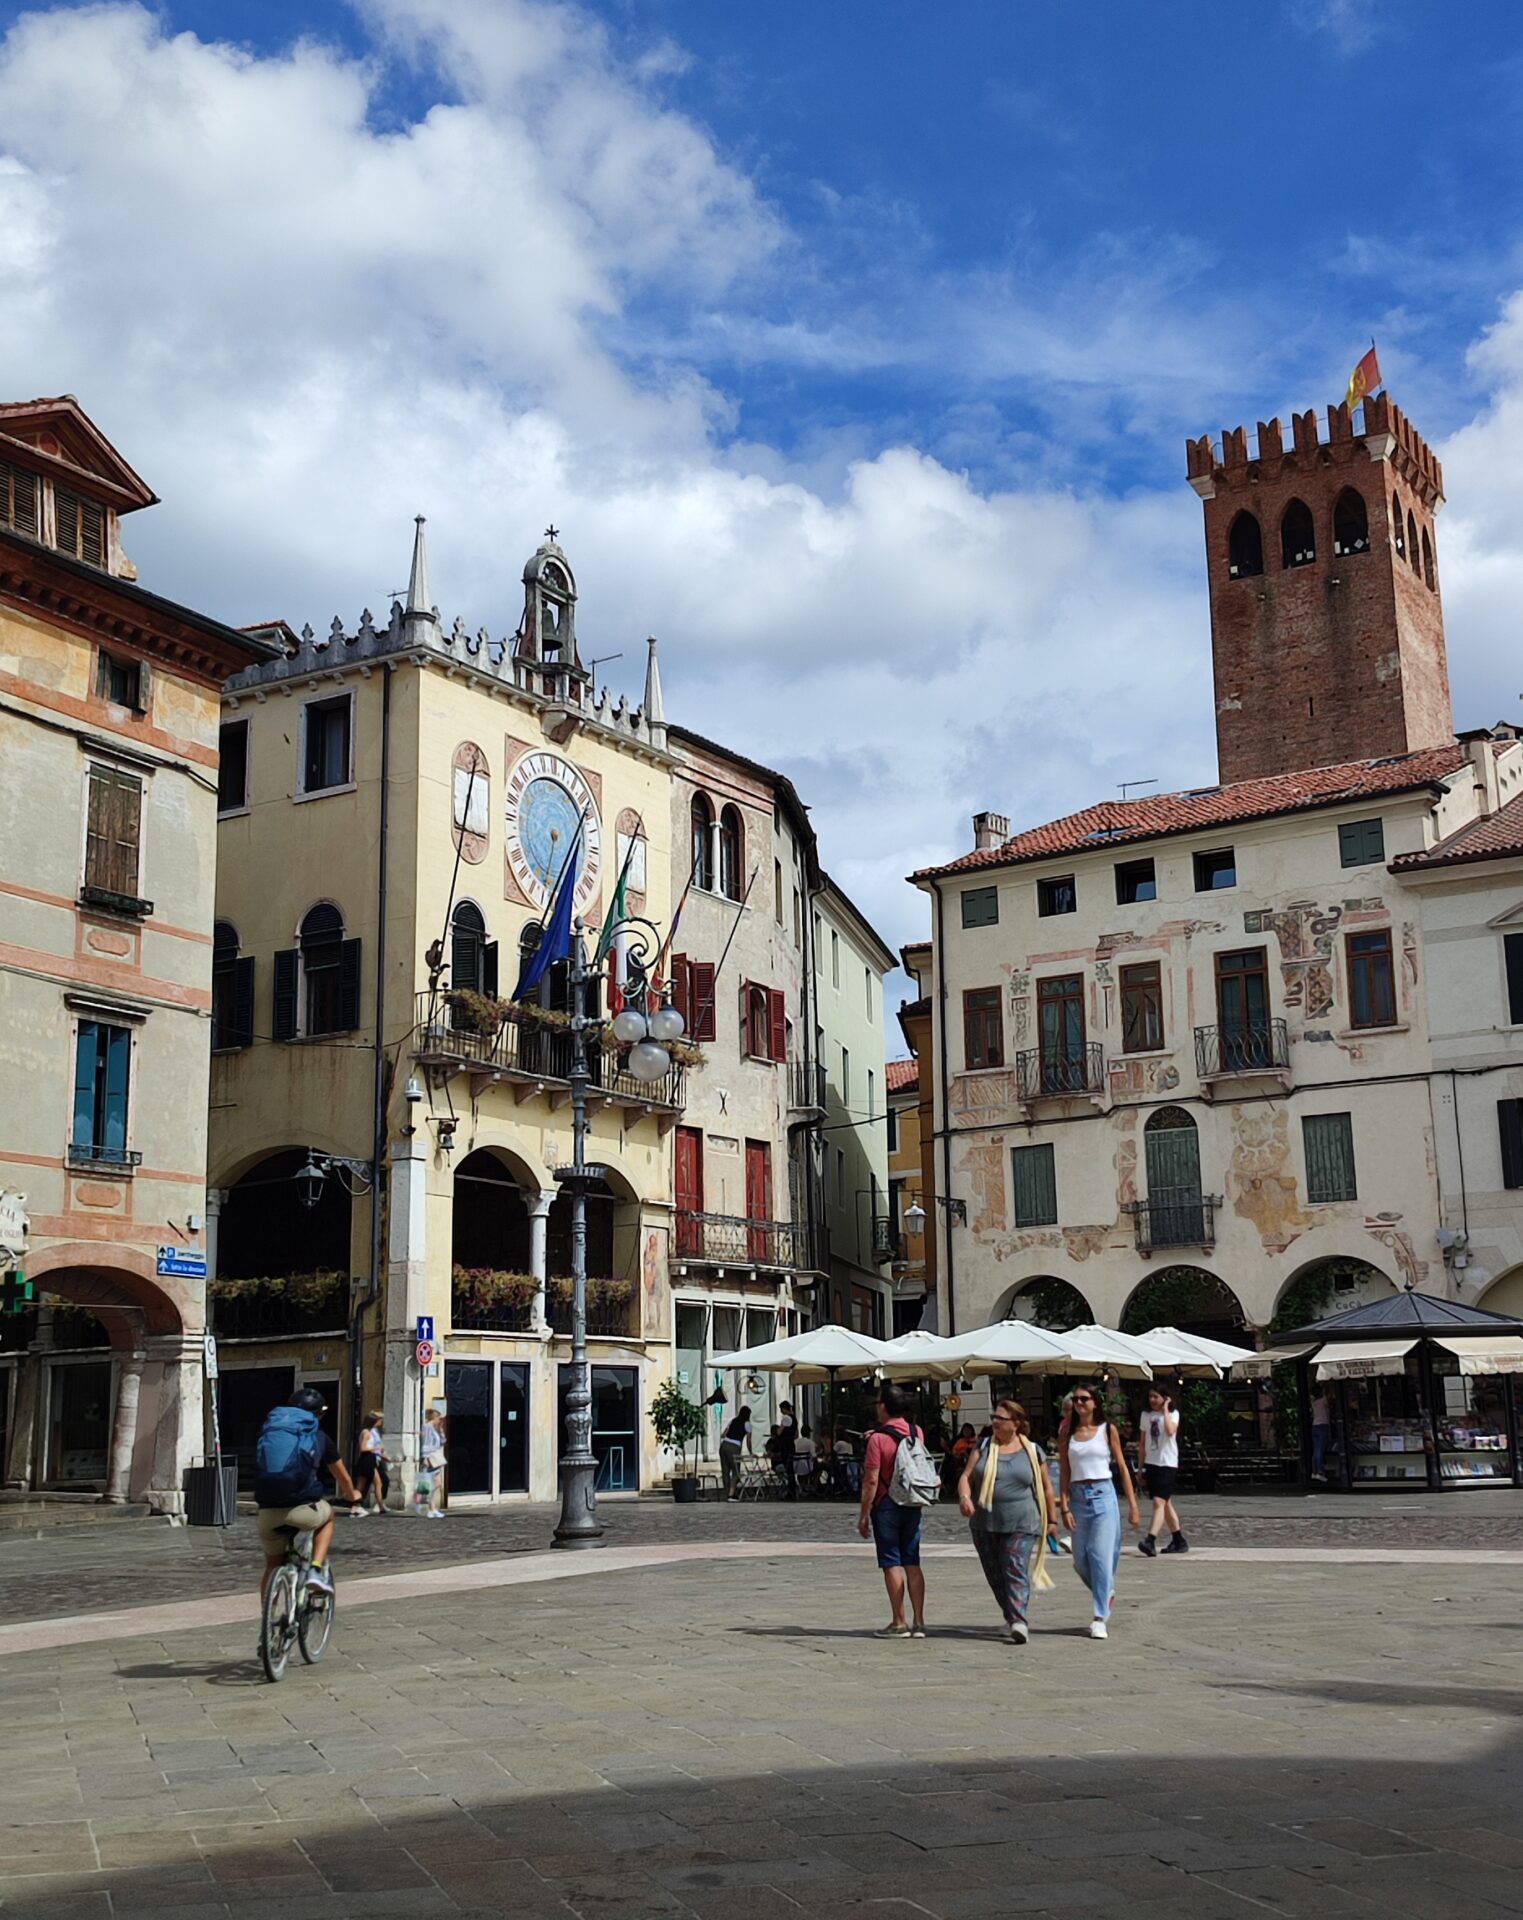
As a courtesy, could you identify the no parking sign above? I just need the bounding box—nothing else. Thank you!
[415,1338,435,1368]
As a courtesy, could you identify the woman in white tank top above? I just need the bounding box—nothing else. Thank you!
[1059,1386,1140,1640]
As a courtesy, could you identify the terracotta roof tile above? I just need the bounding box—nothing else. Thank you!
[912,746,1469,882]
[1393,790,1523,870]
[886,1058,919,1093]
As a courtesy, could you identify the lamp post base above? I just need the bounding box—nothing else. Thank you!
[552,1457,605,1550]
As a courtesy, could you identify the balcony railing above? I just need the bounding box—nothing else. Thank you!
[210,1281,350,1340]
[1014,1042,1106,1100]
[546,1281,637,1338]
[450,1296,536,1335]
[414,992,685,1110]
[674,1210,810,1270]
[1127,1194,1218,1254]
[871,1215,896,1263]
[1194,1019,1289,1079]
[66,1142,143,1173]
[788,1060,827,1113]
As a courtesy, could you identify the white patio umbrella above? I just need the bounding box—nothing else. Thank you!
[914,1318,1079,1379]
[1129,1325,1256,1376]
[709,1323,893,1383]
[876,1327,969,1381]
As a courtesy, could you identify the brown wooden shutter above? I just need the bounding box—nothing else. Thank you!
[670,953,690,1029]
[690,962,716,1042]
[0,460,39,538]
[85,766,111,889]
[767,988,787,1063]
[108,772,142,896]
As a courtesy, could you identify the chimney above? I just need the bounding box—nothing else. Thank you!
[972,811,1009,852]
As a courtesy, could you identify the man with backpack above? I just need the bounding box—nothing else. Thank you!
[856,1382,938,1638]
[254,1386,358,1602]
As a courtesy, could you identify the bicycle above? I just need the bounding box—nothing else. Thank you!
[259,1527,335,1683]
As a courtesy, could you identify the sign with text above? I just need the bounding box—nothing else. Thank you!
[157,1246,207,1279]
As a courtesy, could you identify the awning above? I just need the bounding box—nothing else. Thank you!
[1431,1334,1523,1376]
[1231,1343,1318,1378]
[1314,1338,1417,1380]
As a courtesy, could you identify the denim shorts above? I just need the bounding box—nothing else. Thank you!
[870,1500,923,1569]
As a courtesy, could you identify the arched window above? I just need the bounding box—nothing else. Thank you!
[298,904,348,1036]
[1421,526,1435,590]
[1332,488,1368,556]
[1407,512,1419,571]
[451,901,493,997]
[1280,499,1315,569]
[1391,492,1405,558]
[746,983,771,1059]
[690,794,714,891]
[211,922,252,1053]
[1143,1106,1206,1247]
[718,804,744,902]
[1227,511,1263,579]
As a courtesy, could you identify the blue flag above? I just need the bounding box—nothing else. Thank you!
[514,842,579,1000]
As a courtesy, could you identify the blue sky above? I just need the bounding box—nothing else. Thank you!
[4,0,1523,985]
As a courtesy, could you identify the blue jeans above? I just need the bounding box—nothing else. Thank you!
[1070,1479,1121,1619]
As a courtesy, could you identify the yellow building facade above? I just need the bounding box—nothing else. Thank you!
[208,526,681,1501]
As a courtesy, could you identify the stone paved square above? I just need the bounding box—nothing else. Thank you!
[1,1534,1521,1917]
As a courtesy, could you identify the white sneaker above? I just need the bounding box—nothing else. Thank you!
[1006,1622,1029,1645]
[1089,1618,1108,1640]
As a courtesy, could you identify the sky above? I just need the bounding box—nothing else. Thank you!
[6,0,1523,1028]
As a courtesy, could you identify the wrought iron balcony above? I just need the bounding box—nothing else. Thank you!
[871,1215,897,1263]
[1014,1042,1106,1101]
[450,1295,537,1335]
[414,991,685,1112]
[788,1060,827,1113]
[1127,1194,1218,1254]
[210,1280,350,1340]
[673,1210,810,1270]
[1194,1019,1289,1080]
[66,1143,143,1173]
[546,1281,637,1338]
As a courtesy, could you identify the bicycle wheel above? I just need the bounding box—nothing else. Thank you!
[297,1577,334,1664]
[260,1566,297,1683]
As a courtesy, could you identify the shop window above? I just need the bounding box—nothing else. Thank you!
[1304,1112,1356,1203]
[1193,847,1236,891]
[71,1020,132,1165]
[83,764,143,903]
[218,719,249,814]
[1332,487,1369,556]
[1280,498,1315,569]
[961,885,998,928]
[963,987,1004,1069]
[1115,857,1156,904]
[1227,510,1263,579]
[1012,1144,1057,1228]
[273,904,361,1039]
[1338,817,1384,868]
[1347,929,1395,1029]
[1037,874,1076,917]
[211,922,255,1052]
[1120,961,1164,1053]
[56,487,106,567]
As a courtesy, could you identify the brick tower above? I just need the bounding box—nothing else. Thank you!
[1186,391,1451,784]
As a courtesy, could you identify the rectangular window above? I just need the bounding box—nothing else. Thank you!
[301,695,352,794]
[1037,875,1077,917]
[867,1068,875,1120]
[0,458,40,538]
[1505,933,1523,1025]
[1194,847,1237,891]
[1500,1100,1523,1190]
[1012,1143,1057,1228]
[1036,973,1085,1088]
[774,859,783,922]
[218,720,249,814]
[886,1107,900,1154]
[1115,858,1157,904]
[1339,817,1385,868]
[831,929,840,988]
[1347,929,1396,1029]
[841,1046,850,1104]
[1215,948,1270,1064]
[836,1148,845,1205]
[864,966,873,1018]
[211,951,256,1053]
[1120,961,1164,1053]
[961,885,998,929]
[963,986,1004,1069]
[71,1021,132,1163]
[95,650,142,709]
[83,764,143,900]
[55,488,106,568]
[813,913,822,973]
[792,890,802,950]
[1303,1112,1357,1203]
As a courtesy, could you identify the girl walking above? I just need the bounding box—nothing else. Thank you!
[1137,1386,1187,1556]
[414,1408,447,1517]
[1060,1384,1140,1639]
[353,1411,391,1515]
[957,1398,1054,1644]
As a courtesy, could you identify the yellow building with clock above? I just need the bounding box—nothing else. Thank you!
[206,523,681,1503]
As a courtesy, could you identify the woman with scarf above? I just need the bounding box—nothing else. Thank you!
[956,1398,1054,1644]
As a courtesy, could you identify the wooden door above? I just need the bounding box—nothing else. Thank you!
[745,1140,772,1262]
[675,1127,703,1255]
[1144,1109,1205,1244]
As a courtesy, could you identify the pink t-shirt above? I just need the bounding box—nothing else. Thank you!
[864,1418,918,1508]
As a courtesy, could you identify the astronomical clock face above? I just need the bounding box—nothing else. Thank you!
[504,750,602,911]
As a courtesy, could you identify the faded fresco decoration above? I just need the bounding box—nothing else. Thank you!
[1225,1106,1316,1252]
[1363,1216,1428,1288]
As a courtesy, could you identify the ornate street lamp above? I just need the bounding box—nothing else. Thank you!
[552,911,685,1550]
[294,1149,374,1211]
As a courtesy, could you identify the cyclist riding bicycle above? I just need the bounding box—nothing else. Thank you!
[254,1386,357,1602]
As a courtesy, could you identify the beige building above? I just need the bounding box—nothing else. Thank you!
[209,525,681,1501]
[815,878,896,1338]
[0,396,275,1507]
[666,730,826,1447]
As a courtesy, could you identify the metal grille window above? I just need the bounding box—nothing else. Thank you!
[1347,929,1396,1029]
[1012,1144,1057,1228]
[1303,1112,1356,1202]
[55,488,106,567]
[961,886,998,928]
[0,459,39,537]
[1338,818,1384,868]
[1120,961,1164,1053]
[963,987,1003,1069]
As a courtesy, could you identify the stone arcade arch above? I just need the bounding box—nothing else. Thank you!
[997,1275,1091,1332]
[1120,1265,1247,1341]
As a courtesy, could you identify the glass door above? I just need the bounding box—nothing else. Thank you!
[1037,975,1086,1091]
[558,1364,639,1490]
[46,1360,113,1484]
[497,1363,530,1494]
[1216,949,1270,1069]
[443,1359,492,1496]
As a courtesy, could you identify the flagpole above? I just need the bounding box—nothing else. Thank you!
[690,864,760,1038]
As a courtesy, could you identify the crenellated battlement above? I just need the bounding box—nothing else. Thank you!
[1186,391,1443,508]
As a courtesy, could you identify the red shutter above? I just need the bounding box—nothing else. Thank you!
[767,988,786,1064]
[690,963,716,1042]
[739,979,752,1055]
[671,953,690,1030]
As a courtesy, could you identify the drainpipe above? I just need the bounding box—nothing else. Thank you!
[353,662,392,1448]
[932,879,957,1335]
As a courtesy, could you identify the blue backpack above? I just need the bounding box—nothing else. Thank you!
[254,1406,322,1504]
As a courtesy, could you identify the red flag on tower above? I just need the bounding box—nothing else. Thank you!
[1345,344,1382,411]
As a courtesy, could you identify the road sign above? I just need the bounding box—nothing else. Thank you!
[203,1334,219,1379]
[415,1338,435,1368]
[416,1315,435,1342]
[157,1245,208,1279]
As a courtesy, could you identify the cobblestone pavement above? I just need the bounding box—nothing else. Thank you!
[2,1544,1522,1918]
[6,1486,1523,1628]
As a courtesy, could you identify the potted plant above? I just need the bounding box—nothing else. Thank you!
[649,1378,707,1503]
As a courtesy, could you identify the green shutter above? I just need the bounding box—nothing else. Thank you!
[1012,1144,1057,1227]
[73,1022,100,1152]
[1339,819,1385,868]
[961,887,998,929]
[1303,1112,1356,1203]
[101,1027,131,1156]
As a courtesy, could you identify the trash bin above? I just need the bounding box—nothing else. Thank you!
[183,1458,238,1527]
